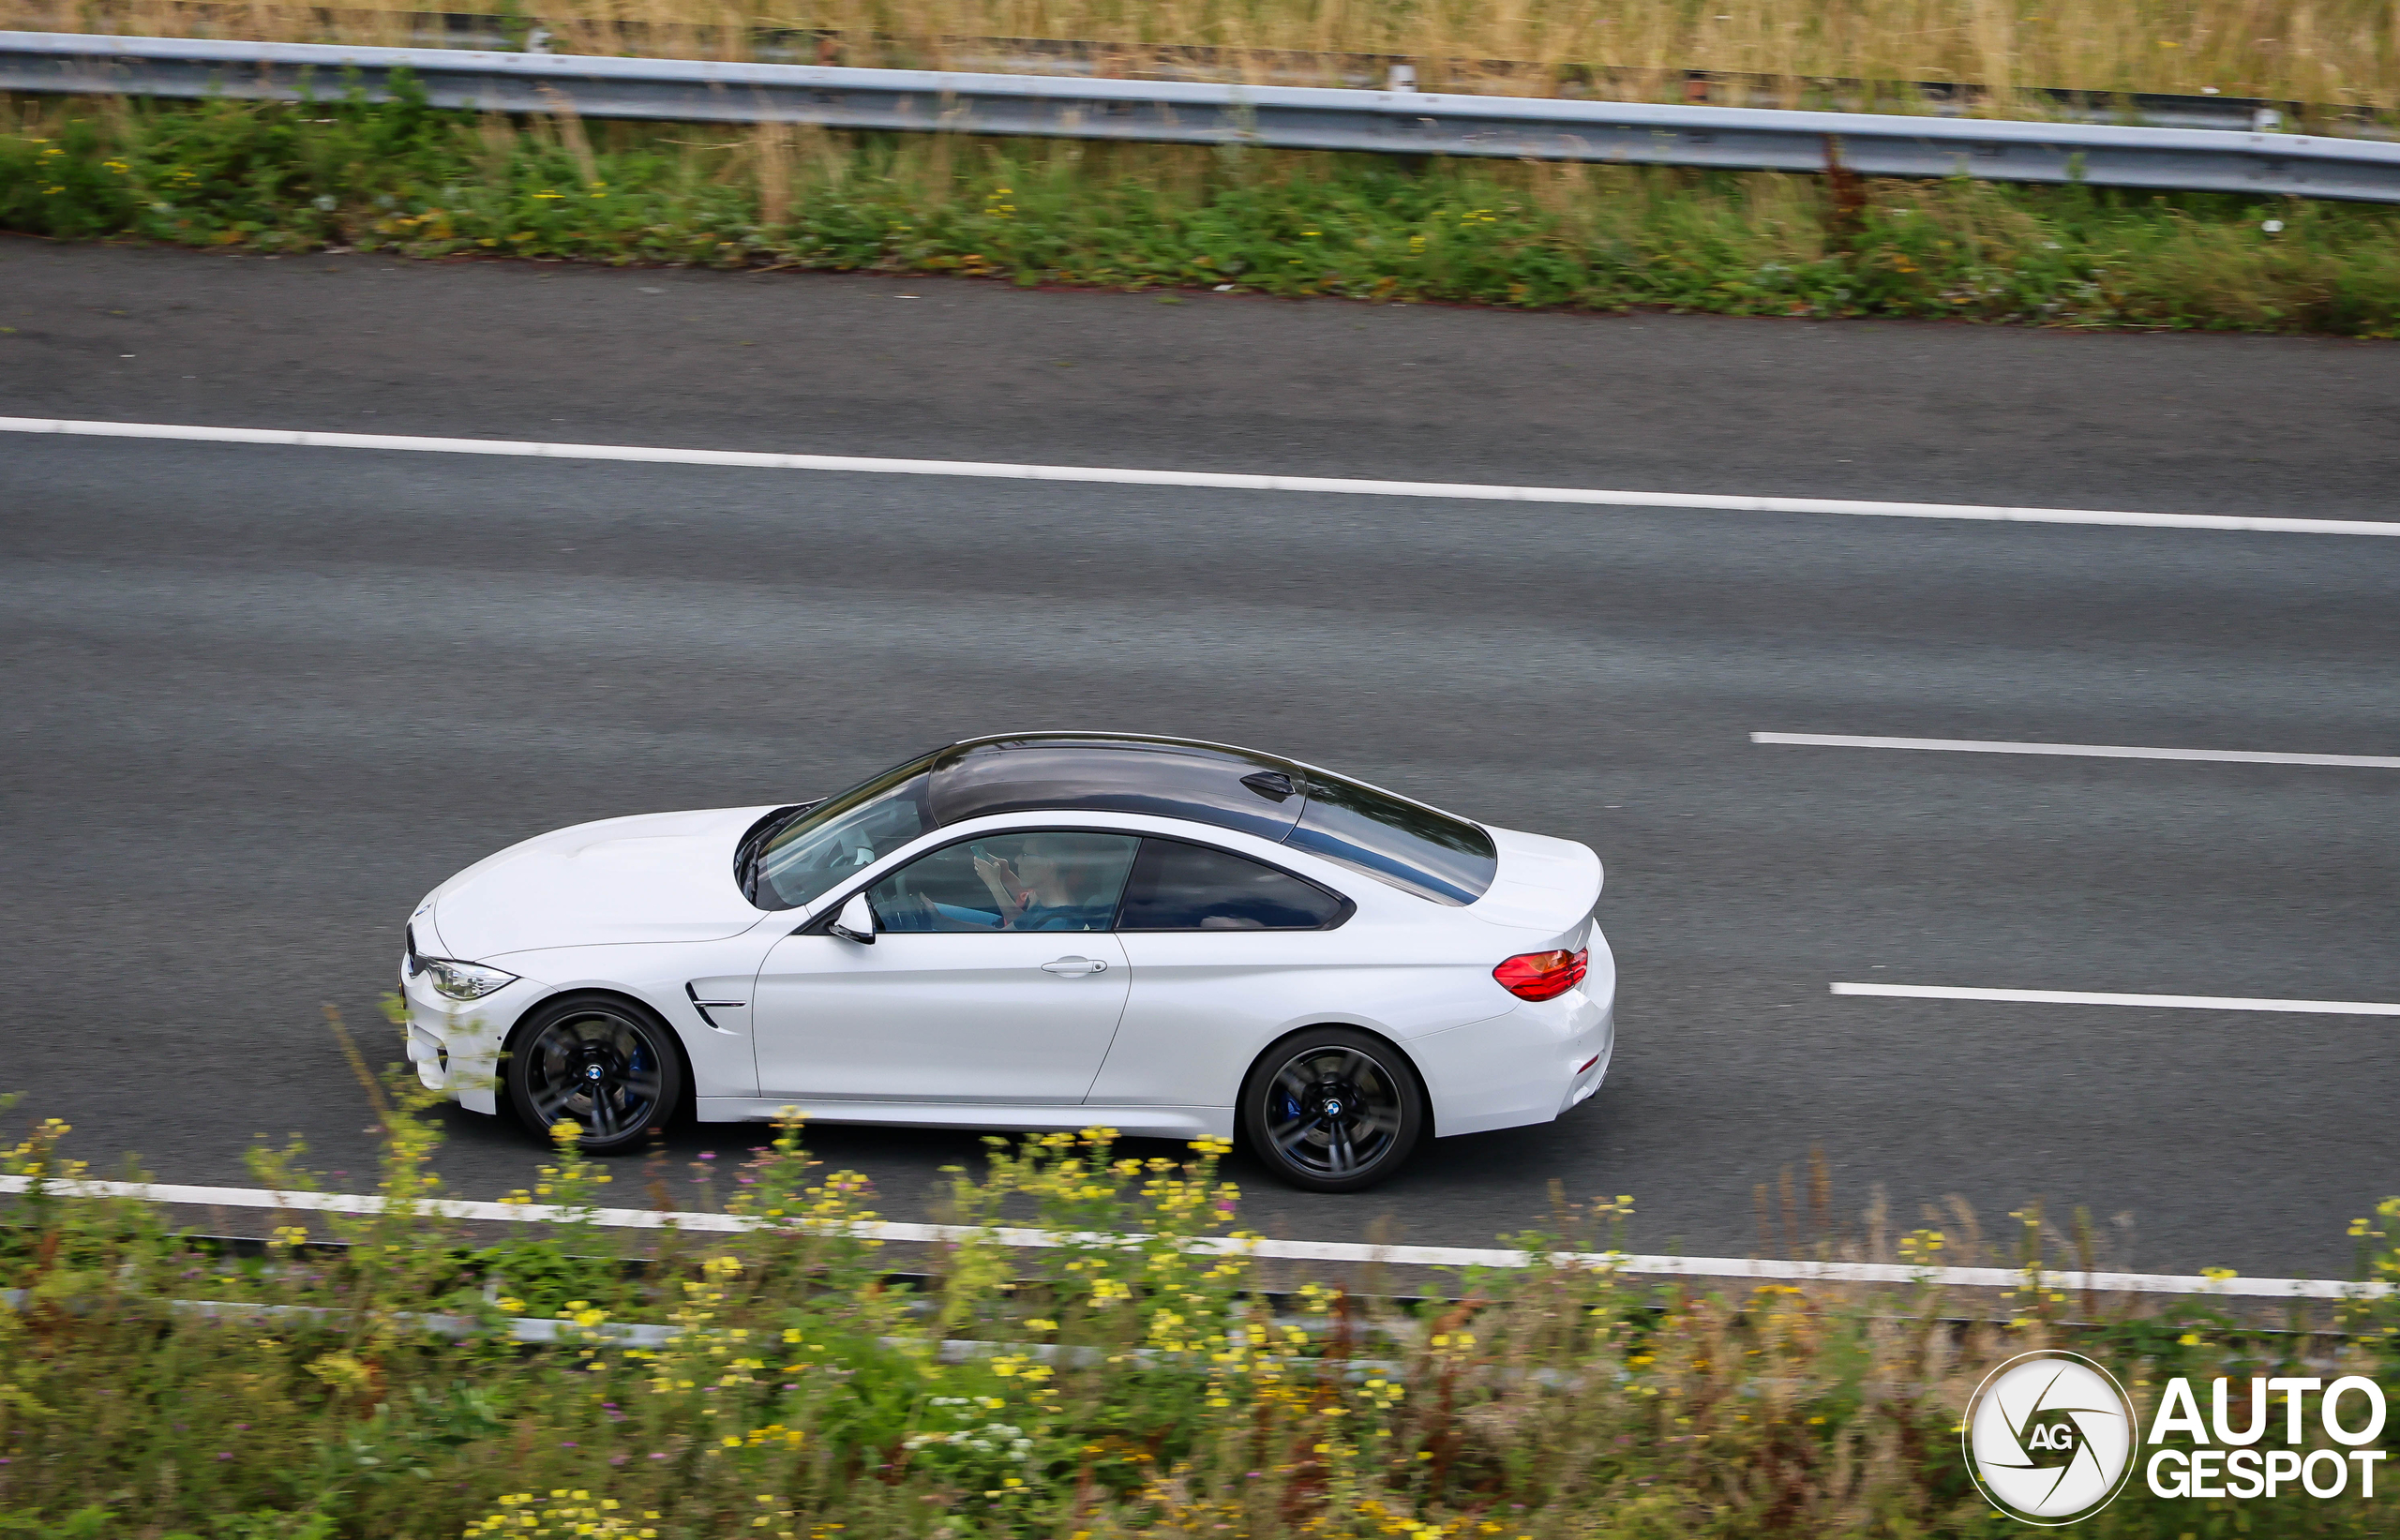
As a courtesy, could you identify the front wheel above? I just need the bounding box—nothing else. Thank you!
[1240,1027,1425,1193]
[507,996,683,1154]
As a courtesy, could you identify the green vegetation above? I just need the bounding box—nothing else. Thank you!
[14,0,2400,111]
[6,1044,2400,1538]
[8,85,2400,336]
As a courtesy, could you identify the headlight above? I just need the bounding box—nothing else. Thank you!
[414,955,518,1001]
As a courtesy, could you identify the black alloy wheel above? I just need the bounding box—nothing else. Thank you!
[1240,1026,1425,1192]
[506,997,683,1154]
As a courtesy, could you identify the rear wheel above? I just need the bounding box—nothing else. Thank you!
[1241,1027,1424,1192]
[506,996,683,1154]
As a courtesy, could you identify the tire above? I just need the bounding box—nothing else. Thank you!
[1240,1026,1425,1193]
[506,995,684,1155]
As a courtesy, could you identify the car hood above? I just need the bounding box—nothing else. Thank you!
[428,806,781,963]
[1471,824,1604,942]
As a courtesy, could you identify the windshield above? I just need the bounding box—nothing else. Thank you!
[746,751,939,909]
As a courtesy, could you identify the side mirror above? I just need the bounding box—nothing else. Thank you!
[828,891,878,945]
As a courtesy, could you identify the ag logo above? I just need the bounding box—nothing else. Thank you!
[1964,1351,2138,1524]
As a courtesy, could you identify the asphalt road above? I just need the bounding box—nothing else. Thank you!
[4,240,2397,1278]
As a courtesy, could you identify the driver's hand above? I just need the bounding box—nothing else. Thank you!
[973,852,1025,903]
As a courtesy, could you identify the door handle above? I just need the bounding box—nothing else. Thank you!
[1041,956,1109,976]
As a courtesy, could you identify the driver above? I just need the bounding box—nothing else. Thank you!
[972,834,1119,931]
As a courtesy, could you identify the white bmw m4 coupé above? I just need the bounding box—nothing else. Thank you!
[401,733,1613,1190]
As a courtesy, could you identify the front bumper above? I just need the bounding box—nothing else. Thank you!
[398,956,535,1114]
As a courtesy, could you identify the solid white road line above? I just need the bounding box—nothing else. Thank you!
[1833,982,2400,1016]
[0,1174,2377,1299]
[1754,731,2400,769]
[8,415,2400,537]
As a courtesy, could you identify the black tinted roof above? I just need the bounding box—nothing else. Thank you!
[927,736,1307,844]
[914,734,1499,905]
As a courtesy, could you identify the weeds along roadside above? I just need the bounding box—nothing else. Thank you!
[7,86,2400,337]
[8,0,2400,113]
[7,1056,2400,1537]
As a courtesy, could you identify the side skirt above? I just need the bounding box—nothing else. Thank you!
[694,1098,1236,1141]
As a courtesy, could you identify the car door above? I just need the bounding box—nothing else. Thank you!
[749,830,1139,1104]
[1086,837,1358,1107]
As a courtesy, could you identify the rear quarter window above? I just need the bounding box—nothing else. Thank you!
[1283,774,1497,905]
[1117,839,1348,931]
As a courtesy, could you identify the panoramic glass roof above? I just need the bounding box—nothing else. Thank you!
[927,735,1308,844]
[745,734,1498,909]
[927,734,1498,905]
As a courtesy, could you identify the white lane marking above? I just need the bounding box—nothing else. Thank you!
[0,1174,2376,1298]
[1834,981,2400,1015]
[7,415,2400,537]
[1755,731,2400,769]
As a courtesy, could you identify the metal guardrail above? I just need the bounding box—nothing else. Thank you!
[8,29,2400,203]
[35,8,2384,134]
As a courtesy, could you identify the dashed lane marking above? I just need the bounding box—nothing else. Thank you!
[1754,732,2400,769]
[1833,981,2400,1015]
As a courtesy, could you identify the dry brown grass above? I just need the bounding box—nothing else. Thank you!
[10,0,2400,112]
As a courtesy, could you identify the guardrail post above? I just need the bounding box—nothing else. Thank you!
[1822,133,1866,241]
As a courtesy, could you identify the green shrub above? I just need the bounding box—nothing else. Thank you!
[7,83,2400,336]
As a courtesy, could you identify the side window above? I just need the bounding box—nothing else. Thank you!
[868,831,1139,934]
[1117,839,1347,932]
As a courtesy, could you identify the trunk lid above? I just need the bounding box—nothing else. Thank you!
[1470,824,1603,949]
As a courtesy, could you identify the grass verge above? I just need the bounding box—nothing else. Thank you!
[5,1040,2400,1538]
[8,87,2400,336]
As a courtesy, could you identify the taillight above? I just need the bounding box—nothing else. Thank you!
[1493,948,1588,1002]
